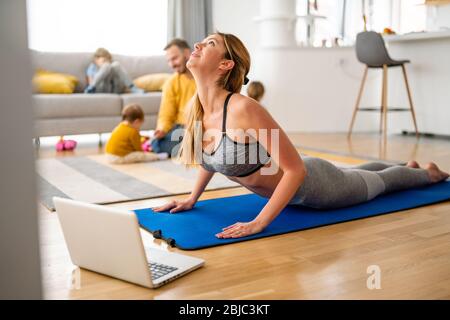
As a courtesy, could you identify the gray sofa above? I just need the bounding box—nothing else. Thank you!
[30,50,171,138]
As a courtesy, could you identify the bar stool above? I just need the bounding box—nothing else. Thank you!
[348,31,419,139]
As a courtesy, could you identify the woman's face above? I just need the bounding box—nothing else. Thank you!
[187,34,233,77]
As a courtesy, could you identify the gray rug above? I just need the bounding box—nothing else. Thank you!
[37,155,239,211]
[37,150,367,211]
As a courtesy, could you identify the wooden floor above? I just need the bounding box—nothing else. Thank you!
[39,133,450,299]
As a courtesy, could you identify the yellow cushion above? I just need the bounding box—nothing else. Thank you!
[133,73,172,92]
[32,69,78,94]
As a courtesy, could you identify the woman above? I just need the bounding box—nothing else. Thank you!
[153,33,449,239]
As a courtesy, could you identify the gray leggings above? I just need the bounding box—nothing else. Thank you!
[92,61,133,93]
[289,157,431,209]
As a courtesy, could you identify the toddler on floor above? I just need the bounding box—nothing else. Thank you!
[106,104,168,164]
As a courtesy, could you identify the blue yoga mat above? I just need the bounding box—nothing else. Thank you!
[134,181,450,250]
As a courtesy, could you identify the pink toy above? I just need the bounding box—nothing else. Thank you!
[64,139,77,151]
[141,140,152,152]
[55,139,77,152]
[56,140,65,152]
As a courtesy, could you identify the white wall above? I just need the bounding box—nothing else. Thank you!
[252,47,380,133]
[212,0,261,78]
[386,38,450,136]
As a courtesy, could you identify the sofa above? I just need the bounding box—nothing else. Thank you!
[30,50,171,138]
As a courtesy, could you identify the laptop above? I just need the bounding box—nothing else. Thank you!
[53,197,204,288]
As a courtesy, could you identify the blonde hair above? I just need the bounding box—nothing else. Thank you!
[94,48,112,62]
[177,32,251,167]
[247,81,265,102]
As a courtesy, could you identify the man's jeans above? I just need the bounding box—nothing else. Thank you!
[151,124,184,157]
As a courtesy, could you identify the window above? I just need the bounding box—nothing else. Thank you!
[294,0,428,47]
[27,0,168,55]
[395,0,427,33]
[296,0,345,46]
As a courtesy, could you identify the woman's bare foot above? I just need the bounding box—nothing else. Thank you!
[425,162,450,183]
[406,160,420,169]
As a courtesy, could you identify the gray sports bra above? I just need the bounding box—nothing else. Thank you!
[201,92,271,177]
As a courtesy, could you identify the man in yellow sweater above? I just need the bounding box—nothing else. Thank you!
[151,39,197,157]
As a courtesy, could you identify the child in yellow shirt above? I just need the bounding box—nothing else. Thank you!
[106,104,168,164]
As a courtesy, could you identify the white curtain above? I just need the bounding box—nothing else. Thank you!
[167,0,213,48]
[26,0,168,55]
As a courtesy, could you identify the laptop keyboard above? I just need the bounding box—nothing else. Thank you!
[148,262,178,280]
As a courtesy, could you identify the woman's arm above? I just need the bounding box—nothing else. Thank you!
[152,166,215,213]
[188,166,216,204]
[217,96,306,238]
[252,125,306,227]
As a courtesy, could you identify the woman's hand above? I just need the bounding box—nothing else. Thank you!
[152,198,195,213]
[216,220,266,239]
